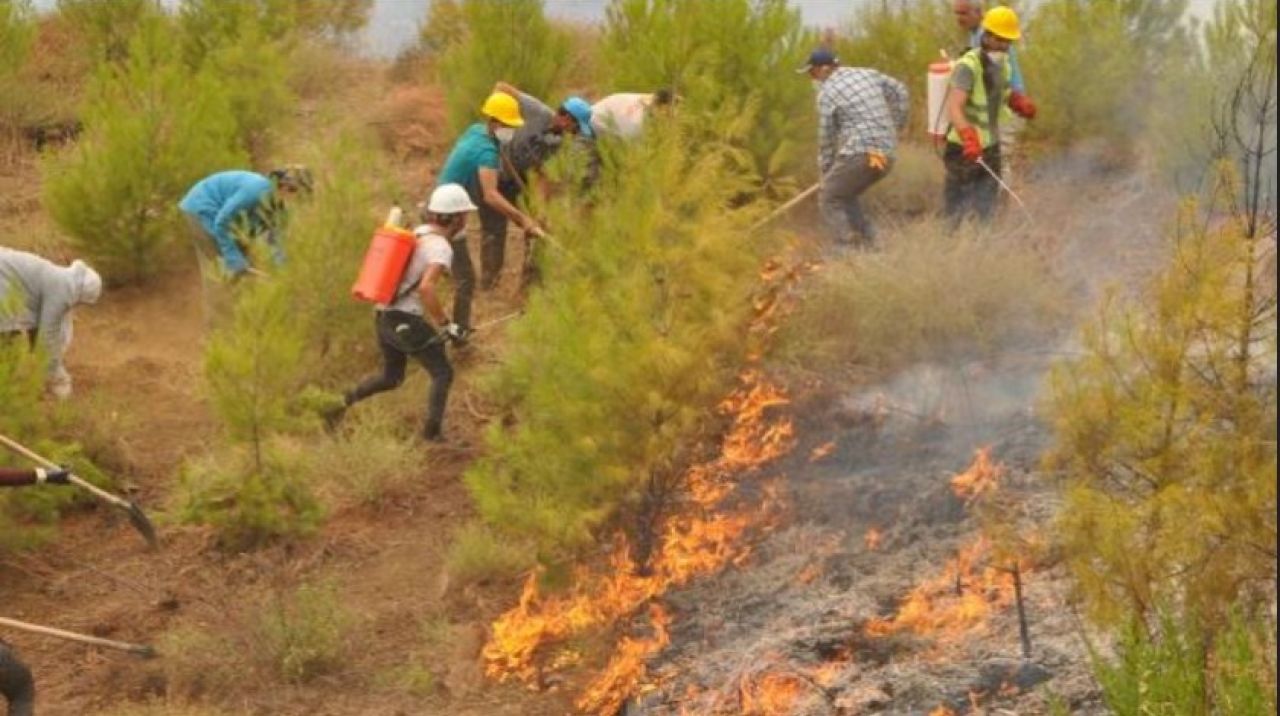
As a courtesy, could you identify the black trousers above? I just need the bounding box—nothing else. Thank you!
[346,311,453,438]
[478,176,522,290]
[448,235,476,330]
[943,142,1002,225]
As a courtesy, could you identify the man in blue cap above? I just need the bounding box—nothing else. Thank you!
[481,81,594,290]
[799,49,909,250]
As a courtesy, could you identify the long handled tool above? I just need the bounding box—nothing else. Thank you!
[0,616,155,658]
[749,183,820,233]
[0,433,158,549]
[977,157,1035,224]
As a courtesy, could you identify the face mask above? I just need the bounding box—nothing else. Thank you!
[494,127,516,144]
[986,50,1008,64]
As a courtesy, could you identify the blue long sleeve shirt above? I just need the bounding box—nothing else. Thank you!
[179,171,277,274]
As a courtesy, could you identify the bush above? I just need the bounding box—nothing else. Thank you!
[777,218,1067,373]
[176,449,323,550]
[0,0,35,135]
[177,0,294,161]
[288,406,421,506]
[254,580,353,683]
[0,311,108,552]
[601,0,814,195]
[42,15,245,283]
[1093,609,1277,715]
[1046,166,1277,631]
[864,141,945,217]
[445,522,536,584]
[1021,0,1193,152]
[56,0,160,65]
[179,279,322,549]
[276,129,396,379]
[464,126,764,554]
[435,0,572,133]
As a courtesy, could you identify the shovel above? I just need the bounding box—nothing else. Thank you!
[0,616,155,658]
[0,433,158,549]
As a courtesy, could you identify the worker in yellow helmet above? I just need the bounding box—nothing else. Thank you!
[434,91,541,337]
[943,5,1037,225]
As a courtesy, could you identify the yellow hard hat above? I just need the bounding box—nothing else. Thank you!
[481,91,524,127]
[982,6,1021,41]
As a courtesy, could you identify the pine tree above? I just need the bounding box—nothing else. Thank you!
[0,0,34,134]
[180,277,322,549]
[42,15,245,283]
[465,125,765,553]
[55,0,161,65]
[178,0,294,161]
[601,0,813,195]
[437,0,570,133]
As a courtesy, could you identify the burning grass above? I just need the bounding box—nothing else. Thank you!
[482,371,796,711]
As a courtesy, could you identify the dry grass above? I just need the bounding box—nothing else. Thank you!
[865,141,945,219]
[445,522,536,585]
[778,217,1069,374]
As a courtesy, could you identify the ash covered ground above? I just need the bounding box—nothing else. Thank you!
[627,359,1107,716]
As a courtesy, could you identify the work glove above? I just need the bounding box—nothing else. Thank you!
[35,466,72,485]
[1007,92,1037,120]
[958,126,984,163]
[442,322,470,344]
[867,151,888,172]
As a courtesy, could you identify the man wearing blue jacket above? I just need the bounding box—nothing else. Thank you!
[179,166,312,277]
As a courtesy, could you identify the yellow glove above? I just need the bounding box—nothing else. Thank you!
[868,151,888,171]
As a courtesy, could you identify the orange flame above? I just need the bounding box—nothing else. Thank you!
[483,372,796,709]
[808,441,836,462]
[864,536,1017,642]
[575,604,671,715]
[864,527,883,551]
[740,671,807,716]
[950,446,1002,502]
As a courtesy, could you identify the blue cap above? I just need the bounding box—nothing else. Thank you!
[795,48,838,73]
[560,96,594,138]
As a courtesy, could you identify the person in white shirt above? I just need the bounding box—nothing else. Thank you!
[0,248,102,399]
[332,184,478,442]
[590,89,674,139]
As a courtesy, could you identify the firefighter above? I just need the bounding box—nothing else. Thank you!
[943,6,1037,224]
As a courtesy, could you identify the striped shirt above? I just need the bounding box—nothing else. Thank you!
[816,67,909,172]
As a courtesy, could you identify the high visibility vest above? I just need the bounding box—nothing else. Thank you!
[946,48,1013,148]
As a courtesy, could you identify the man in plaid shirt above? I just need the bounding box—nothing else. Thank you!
[799,49,909,249]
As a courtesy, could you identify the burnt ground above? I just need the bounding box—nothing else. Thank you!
[624,356,1107,715]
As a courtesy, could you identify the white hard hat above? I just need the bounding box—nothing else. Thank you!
[427,183,478,214]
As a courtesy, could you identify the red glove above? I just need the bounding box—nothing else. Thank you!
[958,126,983,162]
[1008,91,1037,119]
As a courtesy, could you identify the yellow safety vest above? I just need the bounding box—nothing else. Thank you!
[946,48,1013,148]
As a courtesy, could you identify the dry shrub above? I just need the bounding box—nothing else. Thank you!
[445,522,535,585]
[865,141,945,218]
[155,625,243,700]
[159,580,355,698]
[286,40,365,102]
[289,407,422,507]
[255,581,353,683]
[368,83,449,165]
[779,218,1068,373]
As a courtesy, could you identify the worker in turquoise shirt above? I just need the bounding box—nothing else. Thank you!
[435,91,539,333]
[179,166,312,277]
